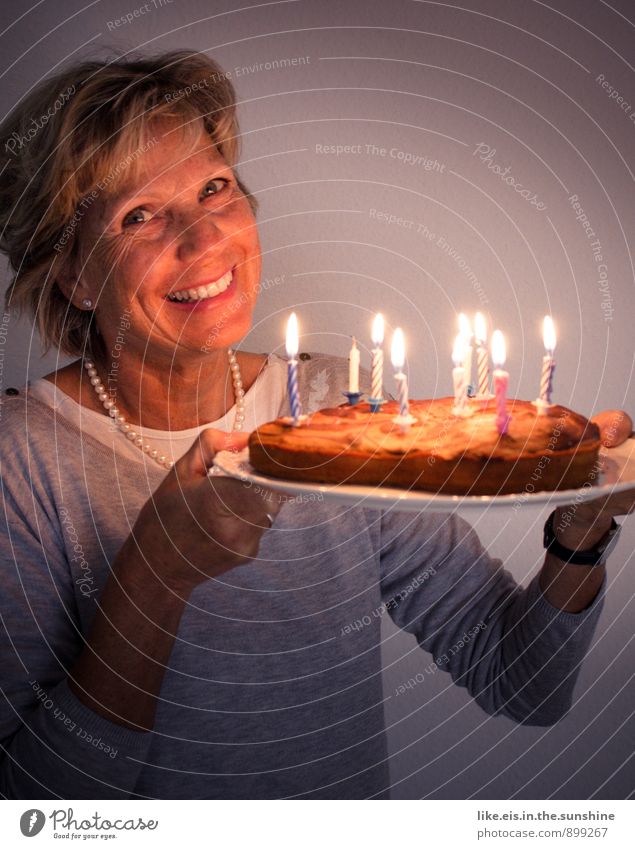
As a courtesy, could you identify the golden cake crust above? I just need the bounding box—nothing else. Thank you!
[248,398,601,496]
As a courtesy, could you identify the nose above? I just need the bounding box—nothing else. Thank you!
[176,210,225,265]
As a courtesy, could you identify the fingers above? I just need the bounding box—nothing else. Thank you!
[174,428,249,478]
[591,409,633,448]
[579,491,635,520]
[224,480,284,523]
[252,487,284,523]
[253,510,277,532]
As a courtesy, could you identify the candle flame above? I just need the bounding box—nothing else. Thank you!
[491,329,506,368]
[391,327,406,371]
[475,312,487,344]
[452,332,466,367]
[458,312,472,341]
[371,313,384,347]
[286,312,299,358]
[543,315,556,353]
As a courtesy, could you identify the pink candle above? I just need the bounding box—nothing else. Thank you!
[348,337,360,393]
[491,329,510,435]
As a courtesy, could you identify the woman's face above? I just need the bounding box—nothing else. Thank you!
[80,121,261,362]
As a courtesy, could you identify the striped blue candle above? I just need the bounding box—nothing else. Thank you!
[286,312,302,425]
[287,357,302,424]
[395,372,409,418]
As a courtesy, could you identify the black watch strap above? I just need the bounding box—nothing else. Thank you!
[543,511,620,566]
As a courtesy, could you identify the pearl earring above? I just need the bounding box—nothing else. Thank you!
[81,298,93,309]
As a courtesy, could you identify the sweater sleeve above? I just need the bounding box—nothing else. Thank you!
[378,509,605,725]
[0,400,152,798]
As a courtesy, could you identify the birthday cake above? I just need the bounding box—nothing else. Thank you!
[248,397,601,496]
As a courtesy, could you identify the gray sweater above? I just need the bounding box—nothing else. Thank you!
[0,354,605,799]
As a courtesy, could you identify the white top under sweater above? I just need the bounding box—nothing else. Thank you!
[27,353,288,465]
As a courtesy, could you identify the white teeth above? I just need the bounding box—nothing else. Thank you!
[167,271,232,302]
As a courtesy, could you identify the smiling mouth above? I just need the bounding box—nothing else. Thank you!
[165,270,233,302]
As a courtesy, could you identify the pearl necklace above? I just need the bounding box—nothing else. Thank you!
[83,349,245,470]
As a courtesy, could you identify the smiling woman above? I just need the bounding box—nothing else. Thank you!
[1,52,256,357]
[0,50,629,803]
[0,51,266,433]
[50,122,264,431]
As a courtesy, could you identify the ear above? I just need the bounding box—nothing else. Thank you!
[56,258,94,310]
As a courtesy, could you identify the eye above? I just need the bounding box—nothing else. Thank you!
[121,207,151,228]
[200,178,230,199]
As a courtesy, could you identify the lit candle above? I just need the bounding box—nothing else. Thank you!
[348,337,360,393]
[474,312,490,397]
[539,315,556,405]
[391,327,415,430]
[286,312,302,425]
[458,313,473,395]
[391,328,409,418]
[491,329,510,436]
[370,313,384,402]
[452,332,468,415]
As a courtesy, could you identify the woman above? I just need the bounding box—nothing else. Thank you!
[0,51,632,800]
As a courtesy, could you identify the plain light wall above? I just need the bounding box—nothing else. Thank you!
[0,0,633,798]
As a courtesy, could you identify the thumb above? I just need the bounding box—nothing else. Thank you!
[175,428,249,478]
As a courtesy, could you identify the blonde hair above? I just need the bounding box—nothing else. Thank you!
[0,50,255,358]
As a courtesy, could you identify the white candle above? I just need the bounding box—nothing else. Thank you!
[452,332,467,415]
[286,312,302,424]
[391,328,409,418]
[458,313,473,393]
[491,329,510,435]
[348,337,360,393]
[539,315,556,405]
[370,313,384,400]
[474,311,490,397]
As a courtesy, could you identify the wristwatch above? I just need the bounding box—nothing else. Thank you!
[543,510,621,566]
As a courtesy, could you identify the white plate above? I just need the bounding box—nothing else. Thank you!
[212,439,635,513]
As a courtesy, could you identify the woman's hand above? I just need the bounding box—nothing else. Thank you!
[70,430,281,730]
[538,409,633,612]
[132,429,281,592]
[555,409,634,549]
[591,409,633,448]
